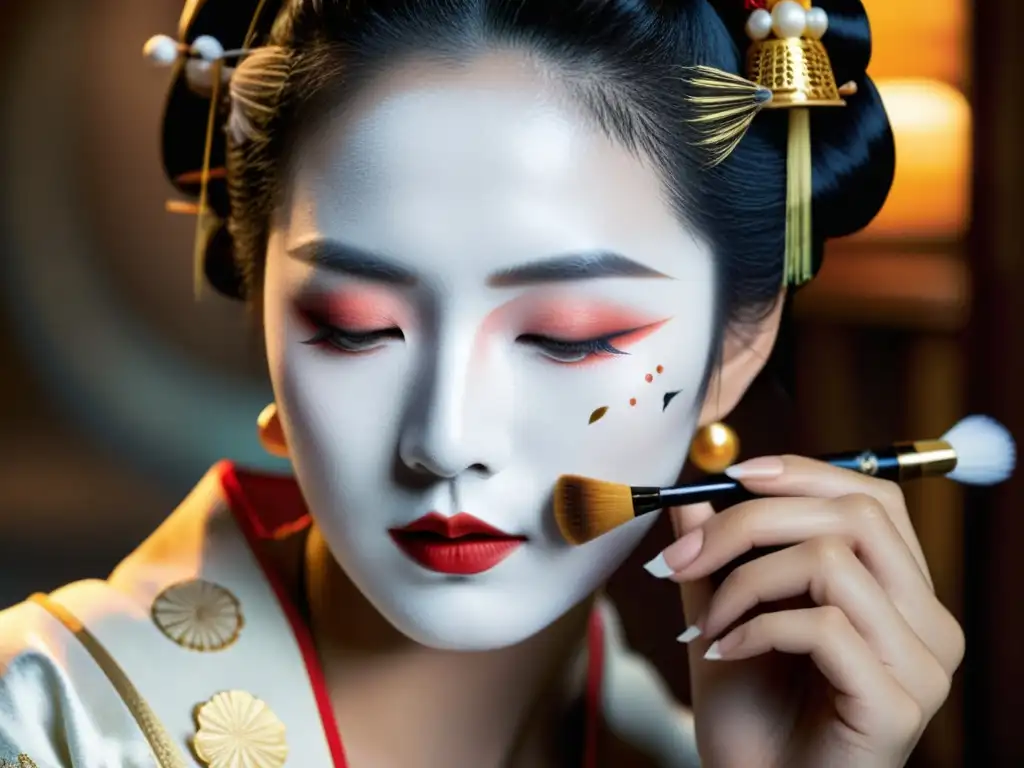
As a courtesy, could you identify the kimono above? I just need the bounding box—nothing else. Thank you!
[0,462,700,767]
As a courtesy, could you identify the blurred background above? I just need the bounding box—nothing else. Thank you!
[0,1,1020,765]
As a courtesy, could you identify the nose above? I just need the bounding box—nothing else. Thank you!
[398,329,513,479]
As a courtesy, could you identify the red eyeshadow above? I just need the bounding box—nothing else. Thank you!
[297,289,407,330]
[520,301,666,340]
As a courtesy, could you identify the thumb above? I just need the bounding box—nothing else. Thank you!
[667,502,715,634]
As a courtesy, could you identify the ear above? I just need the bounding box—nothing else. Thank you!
[696,292,786,426]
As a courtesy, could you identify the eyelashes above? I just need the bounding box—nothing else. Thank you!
[301,314,644,365]
[515,333,629,364]
[301,320,404,354]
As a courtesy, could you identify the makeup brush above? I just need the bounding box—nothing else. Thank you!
[555,414,1016,546]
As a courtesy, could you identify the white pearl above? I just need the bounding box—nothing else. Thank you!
[142,34,179,66]
[772,1,807,39]
[190,35,224,62]
[805,8,829,39]
[745,9,774,42]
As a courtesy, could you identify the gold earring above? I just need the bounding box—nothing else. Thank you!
[688,422,740,474]
[257,403,289,458]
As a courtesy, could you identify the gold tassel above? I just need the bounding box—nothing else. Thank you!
[785,108,813,286]
[679,65,773,168]
[193,57,223,301]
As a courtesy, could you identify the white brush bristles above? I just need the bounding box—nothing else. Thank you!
[943,414,1017,486]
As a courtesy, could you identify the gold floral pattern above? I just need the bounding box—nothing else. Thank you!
[0,755,39,768]
[151,579,243,652]
[193,690,288,768]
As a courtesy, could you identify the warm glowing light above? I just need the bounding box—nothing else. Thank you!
[863,0,967,83]
[862,79,971,240]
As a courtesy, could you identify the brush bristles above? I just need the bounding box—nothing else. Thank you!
[554,475,637,545]
[942,414,1017,486]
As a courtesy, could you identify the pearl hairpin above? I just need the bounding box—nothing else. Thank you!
[744,1,830,43]
[142,33,246,68]
[142,34,181,66]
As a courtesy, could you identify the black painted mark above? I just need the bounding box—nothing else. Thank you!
[662,390,683,411]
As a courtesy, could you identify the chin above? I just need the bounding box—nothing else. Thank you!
[369,588,586,651]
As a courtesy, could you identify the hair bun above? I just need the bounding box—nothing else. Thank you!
[203,219,247,299]
[805,1,895,239]
[810,74,895,239]
[161,0,283,301]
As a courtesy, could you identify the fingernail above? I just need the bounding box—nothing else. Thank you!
[703,641,723,660]
[643,553,674,579]
[725,456,784,480]
[663,528,704,571]
[677,625,702,644]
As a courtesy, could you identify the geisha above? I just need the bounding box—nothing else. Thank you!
[0,1,964,766]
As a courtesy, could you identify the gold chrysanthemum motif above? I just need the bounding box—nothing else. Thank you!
[193,691,288,768]
[151,579,243,652]
[0,756,38,768]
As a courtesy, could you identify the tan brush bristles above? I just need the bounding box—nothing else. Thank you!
[554,476,637,546]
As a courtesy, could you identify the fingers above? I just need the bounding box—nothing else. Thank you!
[725,454,930,583]
[652,493,963,676]
[692,537,954,717]
[707,606,925,745]
[667,503,717,629]
[658,493,930,598]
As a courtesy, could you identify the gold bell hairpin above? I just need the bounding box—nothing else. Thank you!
[679,0,849,287]
[743,0,846,286]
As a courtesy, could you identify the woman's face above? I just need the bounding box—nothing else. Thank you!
[263,53,717,650]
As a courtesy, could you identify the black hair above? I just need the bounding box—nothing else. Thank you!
[163,0,894,343]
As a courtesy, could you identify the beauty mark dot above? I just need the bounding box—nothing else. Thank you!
[645,373,654,383]
[589,406,609,424]
[629,398,637,407]
[657,365,664,374]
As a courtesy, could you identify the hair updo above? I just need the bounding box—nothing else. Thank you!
[162,0,894,334]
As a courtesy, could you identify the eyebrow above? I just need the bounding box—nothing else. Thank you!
[287,241,418,285]
[288,240,669,287]
[486,251,669,287]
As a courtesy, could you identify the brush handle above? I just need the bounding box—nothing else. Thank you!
[636,446,924,515]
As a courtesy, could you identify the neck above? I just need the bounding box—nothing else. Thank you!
[304,525,596,767]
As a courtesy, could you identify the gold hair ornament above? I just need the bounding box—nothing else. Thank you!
[679,66,774,167]
[681,0,848,286]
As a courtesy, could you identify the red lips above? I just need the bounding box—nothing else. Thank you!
[389,512,526,575]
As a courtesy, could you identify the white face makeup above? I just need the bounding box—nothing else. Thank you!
[262,52,717,650]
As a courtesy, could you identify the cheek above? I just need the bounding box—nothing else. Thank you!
[514,327,708,485]
[268,316,410,461]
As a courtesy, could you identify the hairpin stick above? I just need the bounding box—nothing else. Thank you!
[165,200,204,215]
[175,168,228,185]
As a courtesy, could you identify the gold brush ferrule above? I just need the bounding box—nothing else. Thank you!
[893,440,958,481]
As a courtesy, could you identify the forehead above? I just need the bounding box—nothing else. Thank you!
[281,51,705,281]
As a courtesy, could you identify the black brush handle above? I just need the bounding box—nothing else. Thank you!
[634,447,905,515]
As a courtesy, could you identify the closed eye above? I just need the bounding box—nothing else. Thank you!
[302,318,404,354]
[516,332,631,365]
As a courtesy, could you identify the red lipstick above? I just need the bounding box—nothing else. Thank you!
[389,512,527,575]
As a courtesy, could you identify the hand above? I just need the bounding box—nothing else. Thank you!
[647,455,965,768]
